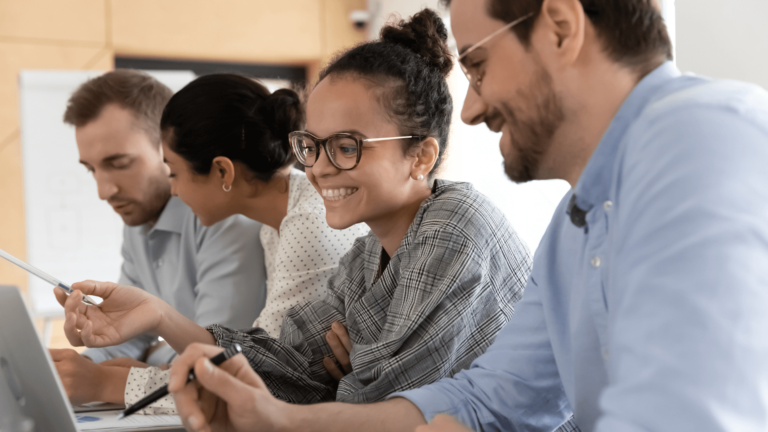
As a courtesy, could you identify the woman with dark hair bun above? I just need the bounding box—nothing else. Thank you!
[57,8,531,428]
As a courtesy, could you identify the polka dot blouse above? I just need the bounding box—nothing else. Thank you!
[255,169,368,336]
[123,169,368,414]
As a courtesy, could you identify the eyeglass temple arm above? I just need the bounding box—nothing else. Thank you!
[362,136,421,143]
[458,12,534,60]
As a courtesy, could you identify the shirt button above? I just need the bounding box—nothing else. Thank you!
[591,256,601,268]
[602,349,610,361]
[156,259,164,268]
[603,200,613,211]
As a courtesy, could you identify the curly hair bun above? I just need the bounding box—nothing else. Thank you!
[380,9,453,77]
[260,88,305,145]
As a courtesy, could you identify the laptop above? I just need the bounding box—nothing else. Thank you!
[0,285,183,432]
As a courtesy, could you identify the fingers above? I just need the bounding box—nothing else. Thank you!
[325,330,352,374]
[331,321,353,352]
[214,353,267,390]
[323,356,345,381]
[62,309,84,347]
[193,356,260,403]
[80,320,100,346]
[61,289,88,347]
[174,381,211,432]
[71,280,118,298]
[62,289,85,318]
[168,343,225,393]
[54,287,69,307]
[170,345,220,432]
[49,348,76,362]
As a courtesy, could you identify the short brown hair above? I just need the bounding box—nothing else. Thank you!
[445,0,673,74]
[63,69,173,144]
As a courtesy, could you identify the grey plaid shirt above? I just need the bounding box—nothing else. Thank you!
[208,180,531,405]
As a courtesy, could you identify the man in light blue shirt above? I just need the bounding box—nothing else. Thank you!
[153,0,768,431]
[395,0,768,431]
[59,70,267,366]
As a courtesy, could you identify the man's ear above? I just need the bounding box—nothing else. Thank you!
[411,137,440,179]
[212,156,236,187]
[537,0,586,66]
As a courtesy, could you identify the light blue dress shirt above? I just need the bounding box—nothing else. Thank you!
[84,197,267,365]
[395,62,768,431]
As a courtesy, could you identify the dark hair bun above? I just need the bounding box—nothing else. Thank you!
[240,88,304,179]
[259,88,304,145]
[380,9,453,77]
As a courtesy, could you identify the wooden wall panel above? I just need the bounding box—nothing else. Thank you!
[0,43,110,138]
[322,0,367,59]
[0,0,106,44]
[111,0,324,63]
[0,137,27,291]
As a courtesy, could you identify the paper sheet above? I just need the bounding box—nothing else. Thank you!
[74,401,126,413]
[76,409,182,431]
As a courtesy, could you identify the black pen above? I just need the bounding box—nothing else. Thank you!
[118,343,243,419]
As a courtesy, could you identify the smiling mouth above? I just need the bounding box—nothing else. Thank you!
[321,188,359,201]
[111,202,132,211]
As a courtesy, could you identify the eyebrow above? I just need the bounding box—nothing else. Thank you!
[304,129,368,138]
[101,153,131,164]
[78,153,131,166]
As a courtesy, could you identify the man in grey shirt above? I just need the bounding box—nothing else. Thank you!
[53,70,266,371]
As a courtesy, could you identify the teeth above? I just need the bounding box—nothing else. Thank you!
[321,188,358,201]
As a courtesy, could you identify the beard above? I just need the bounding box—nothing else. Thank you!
[110,170,171,227]
[498,63,564,183]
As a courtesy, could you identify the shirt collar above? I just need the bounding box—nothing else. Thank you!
[147,196,187,235]
[572,61,681,212]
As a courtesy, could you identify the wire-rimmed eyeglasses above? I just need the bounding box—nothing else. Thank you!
[457,13,534,95]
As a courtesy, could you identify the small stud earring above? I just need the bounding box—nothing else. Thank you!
[223,183,232,192]
[417,174,424,181]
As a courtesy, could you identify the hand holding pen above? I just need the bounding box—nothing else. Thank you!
[167,342,286,432]
[54,280,165,348]
[119,344,243,419]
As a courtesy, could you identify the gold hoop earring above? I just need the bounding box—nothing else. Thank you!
[223,183,232,192]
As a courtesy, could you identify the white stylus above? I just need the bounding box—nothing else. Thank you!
[0,248,98,306]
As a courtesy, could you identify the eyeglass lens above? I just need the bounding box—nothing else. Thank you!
[292,135,359,170]
[459,61,481,95]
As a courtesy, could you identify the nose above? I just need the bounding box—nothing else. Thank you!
[310,143,341,178]
[94,172,119,201]
[460,86,488,126]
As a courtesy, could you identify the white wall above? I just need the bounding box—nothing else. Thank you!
[675,0,768,90]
